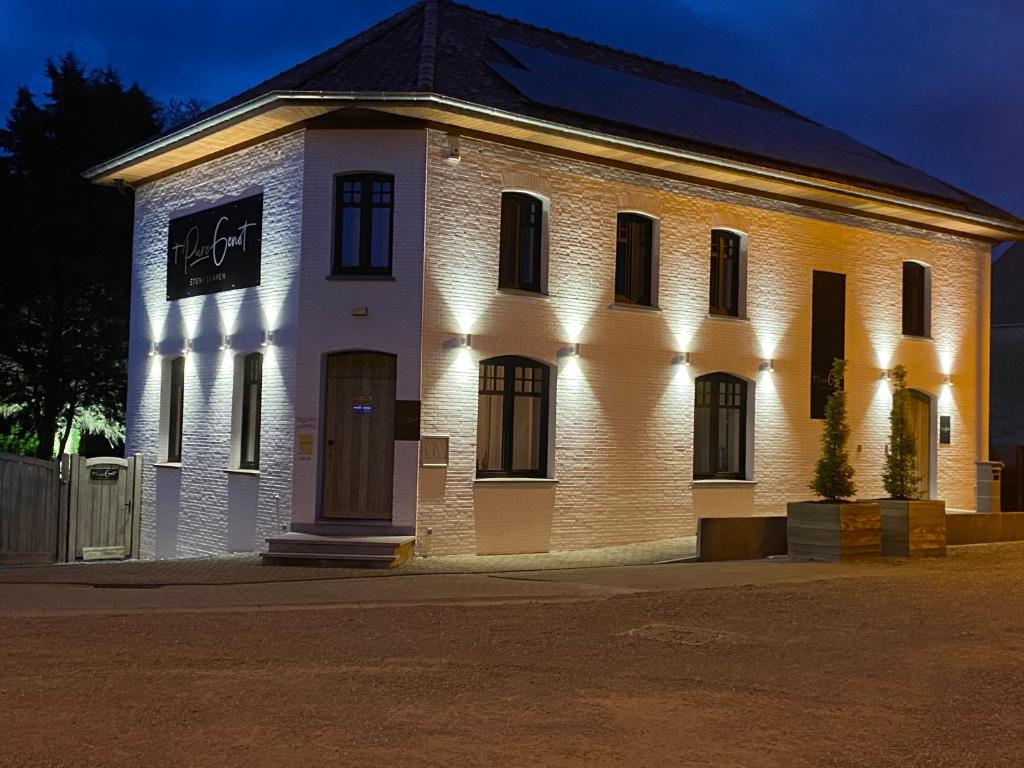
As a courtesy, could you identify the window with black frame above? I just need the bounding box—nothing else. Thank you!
[709,229,741,316]
[166,356,185,463]
[615,213,654,306]
[693,373,748,480]
[902,261,929,337]
[333,173,394,275]
[239,353,263,470]
[499,192,543,292]
[477,356,549,478]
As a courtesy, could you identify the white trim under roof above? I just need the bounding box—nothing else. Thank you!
[84,91,1024,241]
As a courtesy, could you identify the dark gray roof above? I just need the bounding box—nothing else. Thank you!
[195,0,1017,223]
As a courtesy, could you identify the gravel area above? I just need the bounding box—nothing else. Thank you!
[2,543,1024,766]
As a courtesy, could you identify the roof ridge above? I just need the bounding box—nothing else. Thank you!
[438,0,808,122]
[179,1,422,132]
[417,0,439,90]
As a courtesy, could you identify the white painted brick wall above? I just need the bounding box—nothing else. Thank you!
[418,129,987,555]
[128,131,305,558]
[291,130,426,528]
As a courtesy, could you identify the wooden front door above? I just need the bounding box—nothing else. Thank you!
[322,351,396,520]
[908,389,932,499]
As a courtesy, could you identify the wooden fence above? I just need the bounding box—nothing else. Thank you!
[0,453,141,566]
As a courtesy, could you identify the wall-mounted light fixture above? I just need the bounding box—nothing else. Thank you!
[219,335,231,352]
[881,369,892,381]
[672,352,691,366]
[456,333,472,349]
[944,374,954,387]
[445,134,462,164]
[147,341,158,358]
[759,358,775,373]
[261,330,274,348]
[559,342,581,358]
[181,338,192,356]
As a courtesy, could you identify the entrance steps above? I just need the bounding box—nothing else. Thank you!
[260,531,415,568]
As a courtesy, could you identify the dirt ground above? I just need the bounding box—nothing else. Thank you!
[3,546,1024,767]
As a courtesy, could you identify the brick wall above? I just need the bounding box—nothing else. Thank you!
[128,131,305,558]
[291,130,426,528]
[418,129,987,555]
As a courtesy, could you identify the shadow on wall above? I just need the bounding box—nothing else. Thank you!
[154,468,181,559]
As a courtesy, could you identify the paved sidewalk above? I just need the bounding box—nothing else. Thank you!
[0,536,696,586]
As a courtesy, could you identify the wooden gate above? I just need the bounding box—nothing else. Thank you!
[0,453,68,565]
[67,455,142,561]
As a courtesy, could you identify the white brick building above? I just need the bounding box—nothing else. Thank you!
[88,0,1023,559]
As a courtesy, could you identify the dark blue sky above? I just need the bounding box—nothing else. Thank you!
[3,0,1022,223]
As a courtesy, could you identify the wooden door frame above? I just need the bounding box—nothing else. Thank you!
[316,349,398,524]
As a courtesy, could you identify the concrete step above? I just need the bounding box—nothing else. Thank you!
[259,551,398,568]
[289,522,415,537]
[262,533,415,568]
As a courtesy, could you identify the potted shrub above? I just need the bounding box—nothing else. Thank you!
[877,365,946,557]
[788,359,881,561]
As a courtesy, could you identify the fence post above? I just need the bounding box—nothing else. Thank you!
[57,454,70,563]
[130,454,143,559]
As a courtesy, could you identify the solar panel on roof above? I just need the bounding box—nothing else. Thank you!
[489,38,968,203]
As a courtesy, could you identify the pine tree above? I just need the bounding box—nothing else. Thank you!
[809,358,857,502]
[881,364,919,499]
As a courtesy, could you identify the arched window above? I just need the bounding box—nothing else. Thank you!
[333,173,394,275]
[477,356,550,478]
[615,213,654,306]
[709,229,742,316]
[499,192,544,292]
[165,356,185,463]
[239,353,263,470]
[693,373,748,480]
[902,261,931,337]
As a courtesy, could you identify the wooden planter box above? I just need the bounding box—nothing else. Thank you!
[787,501,882,561]
[877,499,946,557]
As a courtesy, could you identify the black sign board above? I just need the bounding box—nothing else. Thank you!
[810,270,846,419]
[940,415,951,445]
[395,400,421,441]
[89,467,120,481]
[167,193,263,300]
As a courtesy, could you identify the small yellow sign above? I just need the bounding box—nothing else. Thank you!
[297,433,314,459]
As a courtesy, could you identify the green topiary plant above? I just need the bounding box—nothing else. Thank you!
[881,364,919,500]
[809,358,857,503]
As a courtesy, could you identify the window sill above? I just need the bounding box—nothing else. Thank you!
[901,333,933,342]
[326,274,395,282]
[705,312,749,324]
[152,462,182,470]
[474,478,559,487]
[223,468,261,476]
[690,479,757,489]
[608,302,661,314]
[497,287,549,300]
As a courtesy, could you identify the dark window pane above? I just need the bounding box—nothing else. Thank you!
[499,193,542,292]
[334,174,394,274]
[477,356,548,477]
[710,230,741,316]
[167,357,185,463]
[370,207,391,268]
[693,373,747,480]
[340,208,361,267]
[902,262,927,336]
[240,353,262,470]
[476,394,505,471]
[512,395,542,471]
[616,213,653,305]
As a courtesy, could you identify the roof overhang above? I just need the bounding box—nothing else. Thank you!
[85,91,1024,242]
